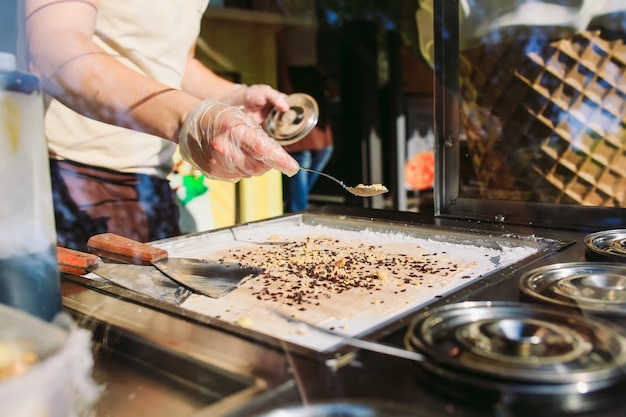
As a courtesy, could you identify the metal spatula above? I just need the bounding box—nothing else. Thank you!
[57,246,193,305]
[86,233,264,298]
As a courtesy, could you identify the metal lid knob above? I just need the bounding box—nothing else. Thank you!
[263,93,319,146]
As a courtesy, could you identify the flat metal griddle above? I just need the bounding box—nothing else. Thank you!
[148,212,566,356]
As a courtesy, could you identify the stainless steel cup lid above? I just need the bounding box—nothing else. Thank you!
[519,262,626,315]
[405,301,626,387]
[263,93,319,146]
[584,229,626,261]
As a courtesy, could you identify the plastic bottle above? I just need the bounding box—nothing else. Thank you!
[0,51,62,321]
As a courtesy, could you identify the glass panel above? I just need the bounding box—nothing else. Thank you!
[421,0,626,229]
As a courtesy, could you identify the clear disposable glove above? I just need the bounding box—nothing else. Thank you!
[178,99,300,182]
[219,84,290,124]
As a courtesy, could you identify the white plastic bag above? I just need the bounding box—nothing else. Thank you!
[0,305,100,417]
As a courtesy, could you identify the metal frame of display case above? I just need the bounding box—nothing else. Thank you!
[433,0,626,232]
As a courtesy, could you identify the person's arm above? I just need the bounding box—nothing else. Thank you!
[24,0,298,180]
[181,44,236,100]
[181,42,290,124]
[24,0,200,142]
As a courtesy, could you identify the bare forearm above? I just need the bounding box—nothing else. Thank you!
[36,48,199,141]
[182,57,236,101]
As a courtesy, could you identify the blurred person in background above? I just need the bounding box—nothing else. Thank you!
[23,0,299,250]
[277,0,337,212]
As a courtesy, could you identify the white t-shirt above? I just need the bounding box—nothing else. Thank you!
[45,0,210,178]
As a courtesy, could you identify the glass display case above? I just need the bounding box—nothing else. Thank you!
[425,0,626,230]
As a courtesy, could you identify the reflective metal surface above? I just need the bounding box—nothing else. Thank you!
[299,167,389,197]
[61,206,626,417]
[263,93,319,146]
[520,262,626,315]
[585,229,626,261]
[61,278,292,417]
[153,211,564,357]
[405,301,626,388]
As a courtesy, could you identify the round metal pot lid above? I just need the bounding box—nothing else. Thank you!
[405,301,626,385]
[584,229,626,261]
[263,93,319,146]
[519,262,626,315]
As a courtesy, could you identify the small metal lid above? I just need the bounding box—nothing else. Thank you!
[263,93,319,146]
[584,229,626,262]
[405,301,626,387]
[519,262,626,315]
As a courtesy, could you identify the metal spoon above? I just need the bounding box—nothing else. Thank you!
[300,167,388,197]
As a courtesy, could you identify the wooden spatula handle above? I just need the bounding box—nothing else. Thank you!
[56,246,100,275]
[87,233,169,263]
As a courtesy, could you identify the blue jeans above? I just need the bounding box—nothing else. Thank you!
[286,146,334,212]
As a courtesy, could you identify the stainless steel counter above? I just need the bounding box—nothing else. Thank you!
[62,206,626,417]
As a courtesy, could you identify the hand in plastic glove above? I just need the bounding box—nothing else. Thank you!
[219,84,289,124]
[179,99,300,182]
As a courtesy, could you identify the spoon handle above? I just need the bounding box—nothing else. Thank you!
[299,167,347,189]
[298,167,388,197]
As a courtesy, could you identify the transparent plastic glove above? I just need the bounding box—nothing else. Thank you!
[179,99,300,182]
[219,84,290,124]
